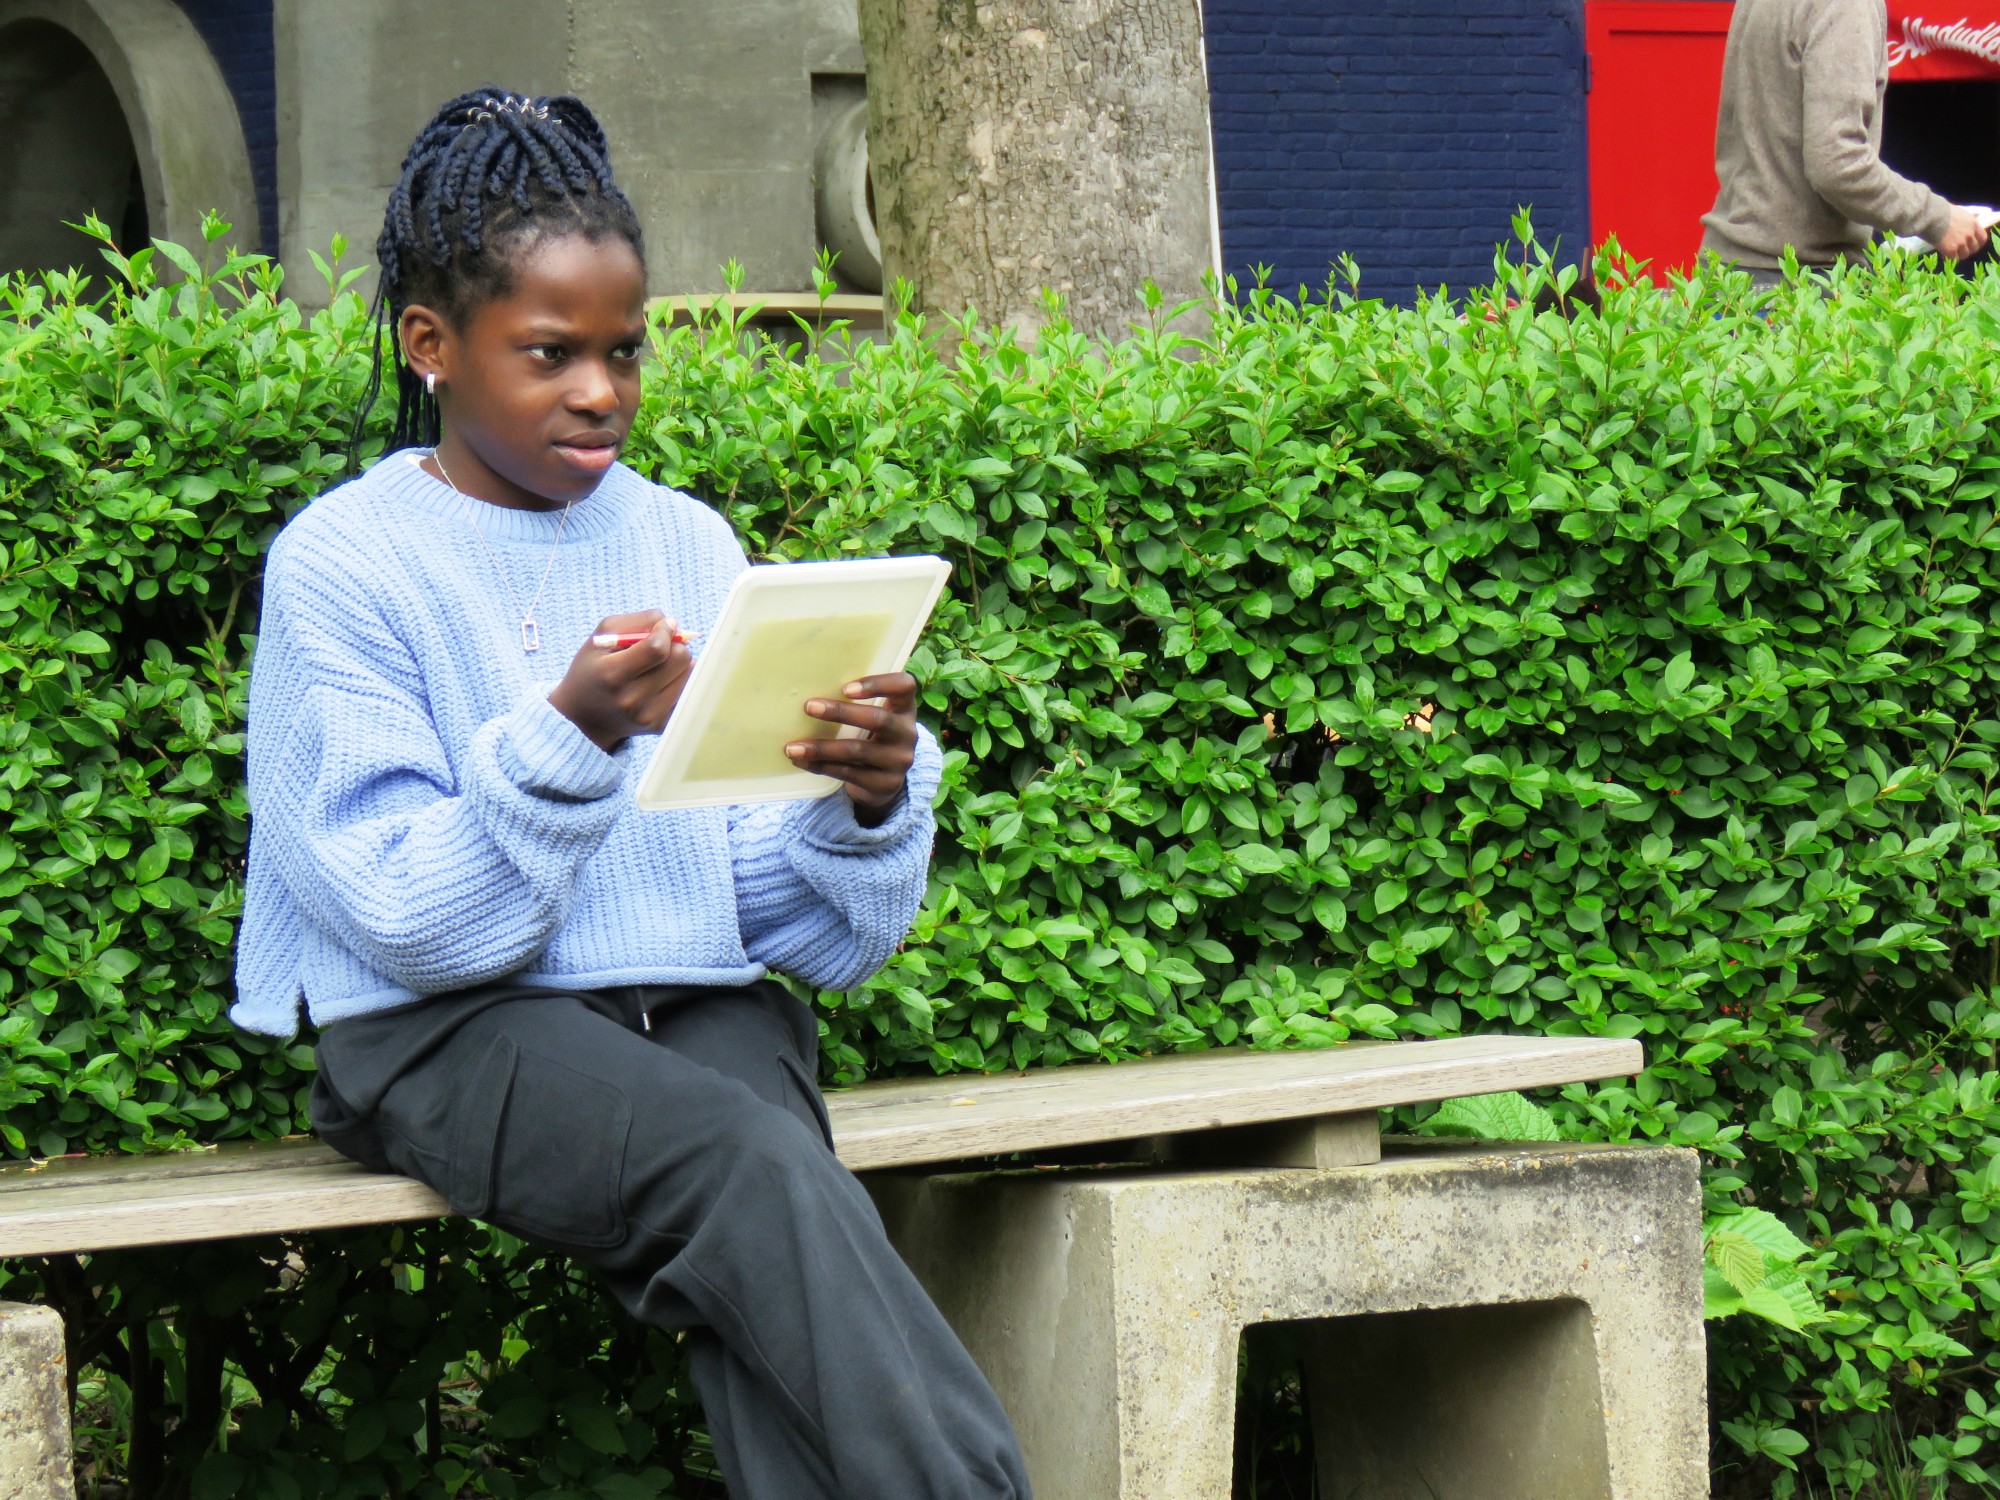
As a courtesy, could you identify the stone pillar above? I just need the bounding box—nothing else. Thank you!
[0,1303,72,1500]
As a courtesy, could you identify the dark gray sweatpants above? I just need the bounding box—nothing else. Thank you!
[309,981,1030,1500]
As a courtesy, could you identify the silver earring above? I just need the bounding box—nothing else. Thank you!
[425,371,437,396]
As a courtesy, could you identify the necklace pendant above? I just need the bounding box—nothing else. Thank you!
[520,618,542,654]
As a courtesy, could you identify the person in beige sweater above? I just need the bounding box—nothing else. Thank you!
[1701,0,1988,275]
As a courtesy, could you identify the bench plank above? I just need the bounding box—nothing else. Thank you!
[0,1137,352,1196]
[0,1164,447,1257]
[830,1034,1636,1168]
[0,1035,1638,1257]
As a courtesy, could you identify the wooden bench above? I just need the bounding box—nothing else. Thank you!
[0,1035,1704,1500]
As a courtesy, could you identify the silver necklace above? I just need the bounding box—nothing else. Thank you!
[433,449,572,653]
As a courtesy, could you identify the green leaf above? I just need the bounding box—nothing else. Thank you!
[1719,1207,1812,1265]
[1762,1428,1810,1458]
[1035,917,1092,942]
[594,1475,670,1500]
[135,842,172,884]
[561,1395,629,1456]
[483,1395,550,1440]
[94,948,141,981]
[1420,1091,1561,1142]
[1233,843,1289,874]
[1704,1264,1747,1320]
[154,237,205,280]
[342,1404,388,1462]
[1220,795,1260,832]
[1721,1418,1810,1470]
[1741,1265,1827,1331]
[1661,652,1695,697]
[190,1452,248,1500]
[1708,1227,1770,1297]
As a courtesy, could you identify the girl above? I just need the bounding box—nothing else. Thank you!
[232,89,1029,1500]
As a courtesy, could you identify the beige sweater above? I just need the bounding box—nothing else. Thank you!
[1701,0,1953,268]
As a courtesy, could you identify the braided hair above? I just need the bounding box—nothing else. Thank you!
[347,89,645,467]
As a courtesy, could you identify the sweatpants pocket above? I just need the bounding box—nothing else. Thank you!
[777,1051,836,1154]
[308,1068,395,1176]
[447,1032,517,1219]
[459,1037,633,1250]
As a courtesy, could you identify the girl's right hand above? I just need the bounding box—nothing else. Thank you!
[547,611,694,752]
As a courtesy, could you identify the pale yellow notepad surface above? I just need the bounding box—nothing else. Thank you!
[634,556,951,810]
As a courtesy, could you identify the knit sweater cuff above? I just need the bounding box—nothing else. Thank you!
[498,696,623,801]
[1915,193,1956,250]
[788,725,942,849]
[792,785,916,847]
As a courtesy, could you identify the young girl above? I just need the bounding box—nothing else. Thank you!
[232,89,1029,1500]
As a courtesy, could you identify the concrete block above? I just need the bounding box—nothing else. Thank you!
[277,0,827,304]
[799,0,863,73]
[872,1141,1706,1500]
[275,0,566,298]
[637,168,816,294]
[0,1303,71,1500]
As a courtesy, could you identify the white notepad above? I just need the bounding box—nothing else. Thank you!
[634,555,952,810]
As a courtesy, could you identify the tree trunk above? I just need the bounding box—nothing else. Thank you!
[857,0,1217,342]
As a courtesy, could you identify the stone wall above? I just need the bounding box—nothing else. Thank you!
[275,0,865,305]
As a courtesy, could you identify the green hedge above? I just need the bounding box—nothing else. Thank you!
[6,219,2000,1496]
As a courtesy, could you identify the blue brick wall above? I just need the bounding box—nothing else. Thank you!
[172,0,276,255]
[1203,0,1592,304]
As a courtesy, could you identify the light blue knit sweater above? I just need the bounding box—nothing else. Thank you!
[232,452,940,1038]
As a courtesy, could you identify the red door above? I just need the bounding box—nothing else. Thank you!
[1586,1,1734,281]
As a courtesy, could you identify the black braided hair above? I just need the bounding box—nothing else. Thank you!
[346,89,645,469]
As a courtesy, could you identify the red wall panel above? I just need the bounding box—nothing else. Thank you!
[1585,1,1735,281]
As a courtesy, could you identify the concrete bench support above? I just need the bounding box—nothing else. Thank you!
[871,1140,1707,1500]
[1160,1108,1382,1170]
[0,1302,71,1500]
[1307,1297,1616,1498]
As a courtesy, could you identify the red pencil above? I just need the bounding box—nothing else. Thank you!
[590,627,698,650]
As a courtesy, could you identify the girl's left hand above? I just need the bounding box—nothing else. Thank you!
[788,673,920,828]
